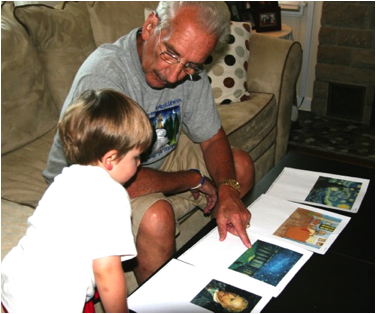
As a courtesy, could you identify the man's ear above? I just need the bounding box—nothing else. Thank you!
[101,150,118,171]
[142,11,158,40]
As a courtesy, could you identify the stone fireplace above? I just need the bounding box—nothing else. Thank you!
[312,1,375,125]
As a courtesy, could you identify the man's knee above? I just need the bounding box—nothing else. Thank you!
[233,148,253,171]
[139,200,175,235]
[232,148,255,194]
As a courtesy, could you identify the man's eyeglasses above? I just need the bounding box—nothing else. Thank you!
[158,31,203,77]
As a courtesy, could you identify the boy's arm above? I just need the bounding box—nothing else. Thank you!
[93,256,128,313]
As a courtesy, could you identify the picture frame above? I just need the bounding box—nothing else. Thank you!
[253,6,282,32]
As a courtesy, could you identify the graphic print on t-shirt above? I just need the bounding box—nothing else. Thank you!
[143,99,181,165]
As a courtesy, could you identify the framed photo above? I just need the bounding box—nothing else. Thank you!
[253,6,281,32]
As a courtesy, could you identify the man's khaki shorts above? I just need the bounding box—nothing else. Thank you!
[130,133,210,238]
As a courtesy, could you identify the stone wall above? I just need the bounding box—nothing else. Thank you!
[312,1,375,124]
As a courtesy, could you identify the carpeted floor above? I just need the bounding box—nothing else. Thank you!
[288,110,375,165]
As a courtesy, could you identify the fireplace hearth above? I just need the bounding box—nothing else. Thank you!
[312,1,375,125]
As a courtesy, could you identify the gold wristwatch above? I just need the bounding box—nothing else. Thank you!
[218,179,241,194]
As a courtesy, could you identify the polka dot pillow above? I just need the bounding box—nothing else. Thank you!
[205,21,251,105]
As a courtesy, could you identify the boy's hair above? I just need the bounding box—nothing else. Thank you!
[59,89,153,165]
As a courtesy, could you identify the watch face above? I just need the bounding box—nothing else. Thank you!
[229,180,240,192]
[219,180,241,193]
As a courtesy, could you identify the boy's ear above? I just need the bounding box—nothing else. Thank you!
[102,150,118,171]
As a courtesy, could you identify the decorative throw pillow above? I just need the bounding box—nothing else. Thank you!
[205,21,252,105]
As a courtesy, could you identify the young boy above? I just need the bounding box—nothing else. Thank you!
[1,89,153,313]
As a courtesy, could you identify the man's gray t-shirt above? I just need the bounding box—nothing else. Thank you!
[43,28,221,184]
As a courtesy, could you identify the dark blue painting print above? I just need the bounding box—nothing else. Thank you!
[305,176,362,210]
[228,240,302,286]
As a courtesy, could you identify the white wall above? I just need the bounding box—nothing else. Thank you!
[282,1,323,111]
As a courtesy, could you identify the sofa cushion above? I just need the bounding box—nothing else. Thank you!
[1,200,35,261]
[14,2,97,112]
[205,21,251,105]
[87,1,159,46]
[1,129,55,208]
[1,2,59,154]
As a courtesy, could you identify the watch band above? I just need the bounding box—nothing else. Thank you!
[189,169,206,190]
[218,179,241,194]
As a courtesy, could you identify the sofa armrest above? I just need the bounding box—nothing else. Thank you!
[247,33,302,164]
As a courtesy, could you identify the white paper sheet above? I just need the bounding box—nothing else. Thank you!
[178,228,312,297]
[266,167,370,213]
[248,194,351,254]
[128,259,272,313]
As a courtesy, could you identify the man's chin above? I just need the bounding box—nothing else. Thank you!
[148,78,170,89]
[146,75,167,89]
[148,82,166,90]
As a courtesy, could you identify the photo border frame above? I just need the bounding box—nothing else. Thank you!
[254,7,282,32]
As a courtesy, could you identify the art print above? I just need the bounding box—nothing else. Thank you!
[273,208,342,249]
[305,176,362,210]
[191,279,261,313]
[228,240,303,286]
[265,168,369,213]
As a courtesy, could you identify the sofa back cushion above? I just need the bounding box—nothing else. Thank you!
[14,2,97,112]
[1,2,59,155]
[87,1,159,46]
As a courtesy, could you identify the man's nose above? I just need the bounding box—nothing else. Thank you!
[165,63,186,83]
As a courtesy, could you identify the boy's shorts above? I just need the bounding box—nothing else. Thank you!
[130,133,210,238]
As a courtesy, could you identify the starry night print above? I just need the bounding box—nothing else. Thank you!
[305,176,362,210]
[228,240,303,286]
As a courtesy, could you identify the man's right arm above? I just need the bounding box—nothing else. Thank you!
[124,166,217,210]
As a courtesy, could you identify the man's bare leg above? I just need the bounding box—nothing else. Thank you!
[232,148,255,197]
[133,200,176,285]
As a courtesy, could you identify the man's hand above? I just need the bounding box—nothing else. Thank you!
[190,176,218,214]
[212,186,252,248]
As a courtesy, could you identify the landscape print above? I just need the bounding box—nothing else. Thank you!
[191,279,261,313]
[305,176,362,210]
[273,208,342,249]
[228,240,303,286]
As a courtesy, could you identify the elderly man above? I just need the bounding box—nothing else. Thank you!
[43,1,254,285]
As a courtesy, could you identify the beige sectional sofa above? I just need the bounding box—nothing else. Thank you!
[1,1,302,299]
